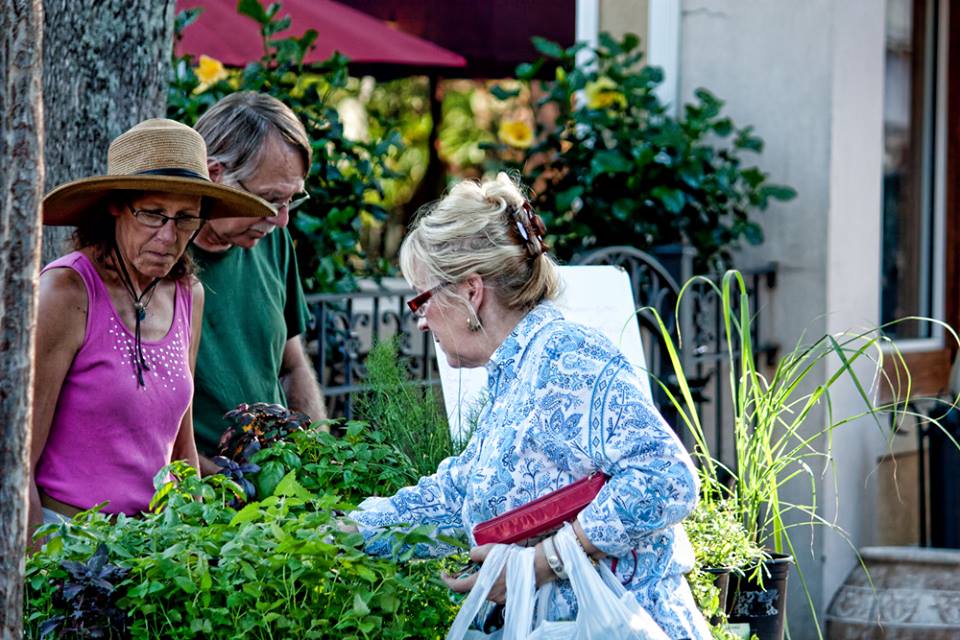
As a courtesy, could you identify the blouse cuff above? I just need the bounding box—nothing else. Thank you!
[348,496,402,556]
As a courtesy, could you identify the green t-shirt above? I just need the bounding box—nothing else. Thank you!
[192,228,311,454]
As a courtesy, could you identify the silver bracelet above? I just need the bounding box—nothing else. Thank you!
[541,535,568,580]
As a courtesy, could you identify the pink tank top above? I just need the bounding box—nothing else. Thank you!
[35,252,194,515]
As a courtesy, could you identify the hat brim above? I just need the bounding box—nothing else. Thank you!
[42,175,276,226]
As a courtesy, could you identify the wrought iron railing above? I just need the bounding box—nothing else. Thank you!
[305,282,440,420]
[305,247,779,470]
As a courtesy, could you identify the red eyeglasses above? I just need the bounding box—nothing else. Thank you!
[407,283,447,316]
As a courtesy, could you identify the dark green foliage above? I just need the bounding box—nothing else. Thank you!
[168,0,402,292]
[38,544,129,639]
[354,339,461,477]
[494,33,797,272]
[216,401,312,463]
[25,428,462,639]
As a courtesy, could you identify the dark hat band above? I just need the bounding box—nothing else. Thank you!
[136,168,208,180]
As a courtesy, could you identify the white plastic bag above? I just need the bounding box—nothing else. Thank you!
[550,524,670,640]
[503,547,537,639]
[447,545,538,640]
[447,525,670,640]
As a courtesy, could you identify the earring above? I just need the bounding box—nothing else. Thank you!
[467,317,482,332]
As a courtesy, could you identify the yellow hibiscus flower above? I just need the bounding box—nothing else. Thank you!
[498,119,534,149]
[193,55,228,94]
[585,76,627,110]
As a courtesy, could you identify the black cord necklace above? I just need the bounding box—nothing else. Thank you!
[111,242,161,387]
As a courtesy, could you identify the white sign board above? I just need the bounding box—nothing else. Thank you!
[437,265,651,440]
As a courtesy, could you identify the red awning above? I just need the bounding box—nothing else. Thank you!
[174,0,466,71]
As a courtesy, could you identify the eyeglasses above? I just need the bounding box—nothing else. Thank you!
[237,180,310,213]
[407,283,447,316]
[129,207,205,232]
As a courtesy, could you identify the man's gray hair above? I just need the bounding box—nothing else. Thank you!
[194,91,312,183]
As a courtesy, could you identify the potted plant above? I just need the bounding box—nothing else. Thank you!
[684,498,765,639]
[649,271,936,640]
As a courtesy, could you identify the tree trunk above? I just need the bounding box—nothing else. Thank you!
[0,1,44,637]
[0,2,175,634]
[41,0,176,264]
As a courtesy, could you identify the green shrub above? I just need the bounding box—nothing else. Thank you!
[491,33,796,271]
[25,425,463,639]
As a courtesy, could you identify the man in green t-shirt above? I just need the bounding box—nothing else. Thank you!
[191,92,327,469]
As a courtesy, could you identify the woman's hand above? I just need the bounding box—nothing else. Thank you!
[443,541,562,604]
[337,519,359,534]
[443,543,508,604]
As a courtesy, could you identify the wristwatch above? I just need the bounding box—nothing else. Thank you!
[541,535,568,580]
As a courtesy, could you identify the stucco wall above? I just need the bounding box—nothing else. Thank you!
[822,0,888,615]
[676,1,887,637]
[600,0,648,47]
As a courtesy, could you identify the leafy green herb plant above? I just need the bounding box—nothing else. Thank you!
[684,499,765,638]
[247,421,422,504]
[354,339,461,476]
[25,427,461,639]
[685,499,765,573]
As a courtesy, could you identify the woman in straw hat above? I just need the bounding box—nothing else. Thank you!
[28,119,273,535]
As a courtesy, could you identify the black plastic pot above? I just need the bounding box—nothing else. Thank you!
[703,568,731,625]
[725,553,792,640]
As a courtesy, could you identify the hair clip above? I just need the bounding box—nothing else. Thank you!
[511,200,548,259]
[515,219,529,242]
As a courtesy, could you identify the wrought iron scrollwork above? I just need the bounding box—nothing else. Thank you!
[305,287,438,419]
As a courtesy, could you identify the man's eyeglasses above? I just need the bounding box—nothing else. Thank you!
[407,283,447,316]
[237,180,310,213]
[129,207,205,232]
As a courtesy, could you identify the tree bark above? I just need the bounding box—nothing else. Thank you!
[0,1,44,637]
[0,3,175,634]
[41,0,176,264]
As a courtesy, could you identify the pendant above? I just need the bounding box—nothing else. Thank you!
[135,302,146,321]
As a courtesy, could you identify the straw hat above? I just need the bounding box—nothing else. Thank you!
[42,118,275,225]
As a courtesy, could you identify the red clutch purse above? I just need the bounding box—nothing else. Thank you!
[472,472,609,545]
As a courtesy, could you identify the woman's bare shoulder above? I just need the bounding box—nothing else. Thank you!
[38,263,89,336]
[40,264,87,306]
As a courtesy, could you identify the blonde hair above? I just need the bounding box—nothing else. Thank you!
[399,172,559,311]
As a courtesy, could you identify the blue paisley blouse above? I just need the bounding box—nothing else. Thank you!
[351,302,709,639]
